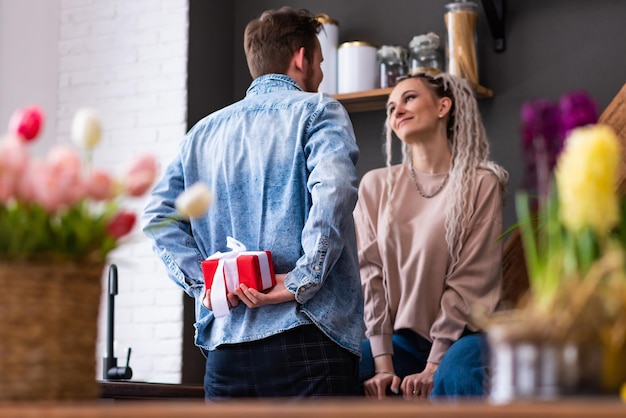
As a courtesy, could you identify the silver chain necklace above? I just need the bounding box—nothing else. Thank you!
[408,161,449,198]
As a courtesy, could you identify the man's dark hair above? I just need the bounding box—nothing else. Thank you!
[244,7,322,79]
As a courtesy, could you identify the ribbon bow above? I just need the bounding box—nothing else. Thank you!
[207,237,246,318]
[206,237,273,318]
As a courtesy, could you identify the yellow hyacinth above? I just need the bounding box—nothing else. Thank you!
[555,124,620,235]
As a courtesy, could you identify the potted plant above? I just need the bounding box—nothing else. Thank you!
[485,92,626,403]
[0,106,158,400]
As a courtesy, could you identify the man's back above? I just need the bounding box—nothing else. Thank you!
[143,6,364,399]
[180,75,325,270]
[145,73,364,356]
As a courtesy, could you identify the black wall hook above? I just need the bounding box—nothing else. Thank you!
[481,0,506,52]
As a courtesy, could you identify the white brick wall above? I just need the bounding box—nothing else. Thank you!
[57,0,189,383]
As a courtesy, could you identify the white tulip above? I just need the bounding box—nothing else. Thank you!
[175,182,214,219]
[71,108,102,149]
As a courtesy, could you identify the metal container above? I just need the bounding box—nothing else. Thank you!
[315,13,339,94]
[337,41,378,94]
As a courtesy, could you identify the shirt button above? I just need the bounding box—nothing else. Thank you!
[314,266,321,271]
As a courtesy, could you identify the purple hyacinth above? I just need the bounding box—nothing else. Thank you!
[520,98,564,197]
[559,90,598,136]
[520,90,599,198]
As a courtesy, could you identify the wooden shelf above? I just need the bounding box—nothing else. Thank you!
[333,87,393,113]
[333,83,494,113]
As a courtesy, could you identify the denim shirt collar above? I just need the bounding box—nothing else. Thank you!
[246,74,303,97]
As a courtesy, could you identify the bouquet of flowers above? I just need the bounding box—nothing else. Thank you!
[490,91,626,393]
[0,106,158,263]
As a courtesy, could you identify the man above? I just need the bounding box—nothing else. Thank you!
[142,7,363,399]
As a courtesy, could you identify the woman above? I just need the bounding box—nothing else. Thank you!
[354,72,508,400]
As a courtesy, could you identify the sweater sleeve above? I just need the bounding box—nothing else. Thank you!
[354,171,394,357]
[428,172,504,364]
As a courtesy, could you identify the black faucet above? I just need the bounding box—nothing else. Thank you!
[102,264,133,380]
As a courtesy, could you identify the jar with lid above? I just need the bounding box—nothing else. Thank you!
[408,32,444,76]
[315,13,339,94]
[377,45,408,89]
[444,0,479,85]
[338,41,379,93]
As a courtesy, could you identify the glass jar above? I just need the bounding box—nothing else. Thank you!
[377,45,408,89]
[444,0,479,85]
[408,32,444,76]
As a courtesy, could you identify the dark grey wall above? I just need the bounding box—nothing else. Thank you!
[187,1,235,129]
[222,0,625,230]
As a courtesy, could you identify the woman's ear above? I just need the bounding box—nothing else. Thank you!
[439,97,452,117]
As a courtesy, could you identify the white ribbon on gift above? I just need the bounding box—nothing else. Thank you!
[207,237,273,318]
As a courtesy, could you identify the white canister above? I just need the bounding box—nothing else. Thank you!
[338,41,378,94]
[316,13,339,95]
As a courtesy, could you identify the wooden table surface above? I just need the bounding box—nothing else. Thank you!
[1,398,625,418]
[99,381,205,399]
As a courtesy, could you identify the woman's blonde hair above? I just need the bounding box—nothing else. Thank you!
[383,72,508,273]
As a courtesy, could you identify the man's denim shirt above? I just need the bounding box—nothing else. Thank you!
[142,74,364,357]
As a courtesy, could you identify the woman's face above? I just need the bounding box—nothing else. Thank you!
[386,77,443,142]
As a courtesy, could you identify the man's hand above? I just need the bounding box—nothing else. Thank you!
[201,288,239,310]
[234,273,294,308]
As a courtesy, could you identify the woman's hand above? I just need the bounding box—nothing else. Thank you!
[234,273,294,308]
[400,362,438,400]
[363,372,401,400]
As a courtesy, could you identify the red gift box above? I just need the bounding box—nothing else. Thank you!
[202,250,276,293]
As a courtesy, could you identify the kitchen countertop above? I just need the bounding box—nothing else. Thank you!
[1,398,626,417]
[98,381,204,400]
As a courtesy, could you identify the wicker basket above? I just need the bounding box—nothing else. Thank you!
[0,261,105,401]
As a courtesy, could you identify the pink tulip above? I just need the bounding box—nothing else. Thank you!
[16,159,43,203]
[0,135,30,202]
[31,171,67,212]
[123,154,158,196]
[46,145,82,174]
[0,175,17,203]
[107,211,136,238]
[9,106,44,141]
[85,170,115,201]
[0,135,30,172]
[31,145,86,211]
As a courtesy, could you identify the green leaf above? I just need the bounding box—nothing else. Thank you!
[515,192,540,281]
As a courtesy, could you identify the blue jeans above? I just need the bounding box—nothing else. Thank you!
[359,329,488,399]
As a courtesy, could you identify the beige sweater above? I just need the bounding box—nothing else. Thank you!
[354,164,503,364]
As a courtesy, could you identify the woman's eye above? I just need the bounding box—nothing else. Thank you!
[387,106,396,115]
[405,94,416,103]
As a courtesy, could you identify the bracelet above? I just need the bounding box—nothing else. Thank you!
[375,370,395,376]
